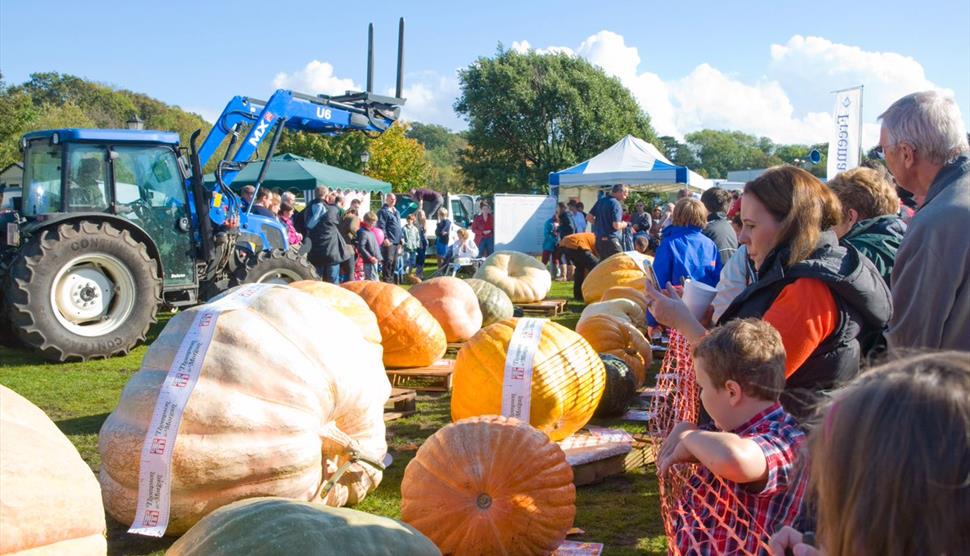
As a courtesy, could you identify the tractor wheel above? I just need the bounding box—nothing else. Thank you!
[231,248,318,286]
[5,221,161,362]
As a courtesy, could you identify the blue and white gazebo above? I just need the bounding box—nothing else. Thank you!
[548,135,710,205]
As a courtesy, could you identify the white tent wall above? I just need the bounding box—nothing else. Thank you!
[494,194,558,254]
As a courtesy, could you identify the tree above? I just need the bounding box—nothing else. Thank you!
[277,130,370,173]
[658,135,701,173]
[455,47,656,193]
[366,122,432,192]
[0,80,37,169]
[407,122,469,192]
[684,130,783,179]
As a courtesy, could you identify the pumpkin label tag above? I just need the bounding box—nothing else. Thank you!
[501,317,546,420]
[129,283,278,537]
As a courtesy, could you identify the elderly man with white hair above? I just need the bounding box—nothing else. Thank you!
[879,90,970,351]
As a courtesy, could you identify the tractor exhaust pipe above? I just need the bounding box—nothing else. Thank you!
[395,17,405,99]
[366,23,374,94]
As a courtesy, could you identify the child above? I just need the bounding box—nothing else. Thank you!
[770,351,969,556]
[659,318,806,555]
[356,212,381,281]
[402,213,421,276]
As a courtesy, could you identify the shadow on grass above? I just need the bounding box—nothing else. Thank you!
[56,412,110,436]
[106,516,175,556]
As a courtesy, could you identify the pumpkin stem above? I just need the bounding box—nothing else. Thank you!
[476,494,492,509]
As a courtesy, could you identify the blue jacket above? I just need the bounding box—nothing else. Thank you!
[648,225,722,326]
[377,204,403,244]
[653,225,723,289]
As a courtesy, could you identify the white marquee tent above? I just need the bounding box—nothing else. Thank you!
[548,135,711,207]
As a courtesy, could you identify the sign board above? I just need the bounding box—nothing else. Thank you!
[494,194,557,255]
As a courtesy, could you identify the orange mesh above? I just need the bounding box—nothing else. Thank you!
[647,330,773,556]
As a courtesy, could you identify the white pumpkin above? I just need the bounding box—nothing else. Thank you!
[98,286,390,535]
[1,386,107,555]
[578,298,646,328]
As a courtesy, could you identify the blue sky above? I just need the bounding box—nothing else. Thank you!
[3,0,968,148]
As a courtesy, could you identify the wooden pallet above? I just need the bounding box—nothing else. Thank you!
[383,388,417,422]
[445,341,465,357]
[516,299,568,317]
[386,359,455,392]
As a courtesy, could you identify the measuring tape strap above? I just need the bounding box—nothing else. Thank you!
[500,317,546,420]
[128,283,277,537]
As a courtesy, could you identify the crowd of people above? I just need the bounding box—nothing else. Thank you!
[240,185,495,284]
[645,90,969,555]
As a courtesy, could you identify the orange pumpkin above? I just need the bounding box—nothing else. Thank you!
[342,281,447,368]
[409,277,483,342]
[1,385,107,555]
[401,415,575,555]
[601,286,650,313]
[451,319,605,441]
[289,280,382,347]
[575,314,652,387]
[581,251,654,303]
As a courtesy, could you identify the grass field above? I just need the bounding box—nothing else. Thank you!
[0,280,668,555]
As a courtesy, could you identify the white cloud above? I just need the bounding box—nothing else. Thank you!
[272,60,361,96]
[184,105,220,124]
[518,31,942,148]
[386,71,464,130]
[512,39,574,56]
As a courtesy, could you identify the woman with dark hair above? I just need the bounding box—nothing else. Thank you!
[645,166,892,420]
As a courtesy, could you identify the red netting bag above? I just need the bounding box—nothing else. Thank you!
[647,330,777,556]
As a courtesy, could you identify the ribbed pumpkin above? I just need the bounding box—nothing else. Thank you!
[594,355,638,418]
[1,386,107,555]
[98,286,390,535]
[575,314,652,387]
[578,298,646,329]
[451,319,605,441]
[342,280,447,368]
[581,251,654,303]
[289,280,381,347]
[465,278,514,327]
[473,251,551,303]
[601,286,650,313]
[168,497,440,556]
[409,277,483,342]
[401,416,575,555]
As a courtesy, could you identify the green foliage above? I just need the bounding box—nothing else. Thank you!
[366,122,433,192]
[684,130,783,179]
[277,130,370,173]
[407,122,470,192]
[455,47,656,193]
[658,135,701,172]
[0,72,211,171]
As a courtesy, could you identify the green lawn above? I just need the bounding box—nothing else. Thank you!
[0,280,667,555]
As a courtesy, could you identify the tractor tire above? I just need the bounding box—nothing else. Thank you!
[231,248,318,286]
[5,221,161,362]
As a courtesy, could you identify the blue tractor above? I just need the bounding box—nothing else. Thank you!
[0,21,406,361]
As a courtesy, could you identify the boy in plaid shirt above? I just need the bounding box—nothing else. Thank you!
[658,318,807,555]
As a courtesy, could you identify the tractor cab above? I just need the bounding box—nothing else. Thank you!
[19,129,200,288]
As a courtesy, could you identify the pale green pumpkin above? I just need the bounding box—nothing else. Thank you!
[464,278,515,327]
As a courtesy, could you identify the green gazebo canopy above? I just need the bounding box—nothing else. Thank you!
[206,153,391,194]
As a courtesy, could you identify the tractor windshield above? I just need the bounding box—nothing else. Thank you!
[23,140,62,216]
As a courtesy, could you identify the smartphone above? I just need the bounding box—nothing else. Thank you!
[642,259,660,290]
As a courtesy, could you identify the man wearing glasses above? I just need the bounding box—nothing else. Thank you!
[878,91,970,351]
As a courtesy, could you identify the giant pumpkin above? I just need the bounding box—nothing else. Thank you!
[473,251,551,303]
[581,251,654,303]
[168,497,440,556]
[289,280,381,347]
[464,278,514,327]
[601,286,650,313]
[0,386,107,555]
[575,314,652,387]
[451,319,605,441]
[401,416,575,556]
[98,286,390,535]
[342,281,447,368]
[409,277,483,342]
[578,297,646,329]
